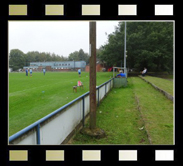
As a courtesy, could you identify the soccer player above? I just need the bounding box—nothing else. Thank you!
[25,68,28,76]
[30,68,32,76]
[43,68,46,75]
[78,68,81,77]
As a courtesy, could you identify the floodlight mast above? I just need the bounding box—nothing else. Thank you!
[124,21,127,75]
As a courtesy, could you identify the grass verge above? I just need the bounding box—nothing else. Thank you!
[140,76,173,96]
[70,78,149,145]
[70,77,173,145]
[131,77,173,144]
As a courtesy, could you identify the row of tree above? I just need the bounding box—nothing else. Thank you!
[9,49,90,71]
[97,22,173,73]
[68,49,90,64]
[9,22,173,72]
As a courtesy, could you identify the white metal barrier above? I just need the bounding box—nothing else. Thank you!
[9,78,113,145]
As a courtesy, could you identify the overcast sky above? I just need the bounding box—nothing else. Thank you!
[9,21,120,57]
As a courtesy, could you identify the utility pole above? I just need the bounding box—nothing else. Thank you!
[124,21,127,74]
[89,21,97,130]
[81,21,105,138]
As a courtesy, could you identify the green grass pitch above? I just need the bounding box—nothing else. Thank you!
[9,71,113,136]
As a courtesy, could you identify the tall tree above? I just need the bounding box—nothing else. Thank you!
[9,49,25,71]
[68,49,90,64]
[99,22,173,72]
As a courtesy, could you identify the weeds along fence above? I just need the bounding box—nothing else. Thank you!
[9,78,114,145]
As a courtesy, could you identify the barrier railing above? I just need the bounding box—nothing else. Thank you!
[9,78,114,145]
